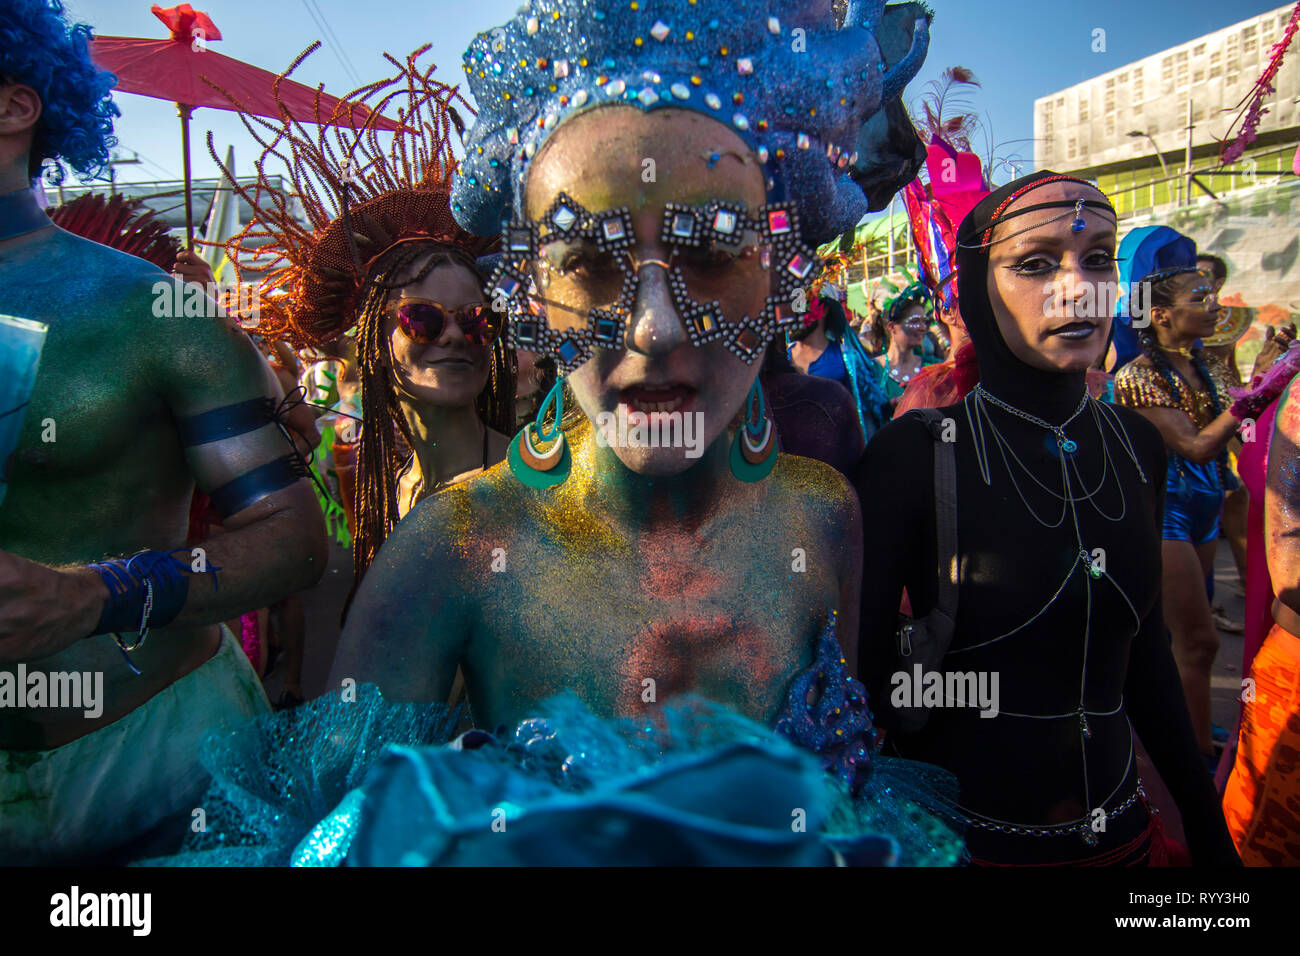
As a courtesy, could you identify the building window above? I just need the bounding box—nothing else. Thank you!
[1177,62,1189,88]
[1080,100,1089,122]
[1194,43,1206,56]
[1105,115,1115,137]
[1105,92,1116,113]
[1194,69,1204,83]
[1057,97,1064,108]
[1120,71,1129,82]
[1068,138,1077,160]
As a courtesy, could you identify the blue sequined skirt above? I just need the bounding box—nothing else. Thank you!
[148,623,964,867]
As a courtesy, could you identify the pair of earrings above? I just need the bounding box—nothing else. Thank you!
[508,376,777,488]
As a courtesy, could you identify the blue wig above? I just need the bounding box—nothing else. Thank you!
[0,0,119,183]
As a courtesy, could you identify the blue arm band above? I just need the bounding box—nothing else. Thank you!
[208,454,308,518]
[177,397,275,446]
[87,548,212,637]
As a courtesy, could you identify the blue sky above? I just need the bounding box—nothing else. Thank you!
[64,0,1291,187]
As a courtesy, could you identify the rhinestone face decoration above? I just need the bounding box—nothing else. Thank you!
[490,195,819,373]
[551,205,578,232]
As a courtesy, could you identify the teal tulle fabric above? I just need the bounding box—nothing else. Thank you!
[149,624,964,866]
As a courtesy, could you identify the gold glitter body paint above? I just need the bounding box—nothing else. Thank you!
[334,415,862,729]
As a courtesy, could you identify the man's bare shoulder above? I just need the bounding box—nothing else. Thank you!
[0,229,171,320]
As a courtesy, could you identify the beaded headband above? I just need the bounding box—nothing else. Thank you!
[961,174,1116,251]
[451,0,933,248]
[959,198,1117,252]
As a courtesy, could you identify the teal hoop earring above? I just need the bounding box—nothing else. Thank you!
[730,377,778,482]
[509,376,571,489]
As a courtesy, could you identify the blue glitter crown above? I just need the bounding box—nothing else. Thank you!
[452,0,932,246]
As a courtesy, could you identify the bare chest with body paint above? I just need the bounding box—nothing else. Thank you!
[436,459,848,730]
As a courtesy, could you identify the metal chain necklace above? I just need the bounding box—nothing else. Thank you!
[974,383,1089,454]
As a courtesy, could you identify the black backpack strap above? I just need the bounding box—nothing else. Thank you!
[908,409,959,626]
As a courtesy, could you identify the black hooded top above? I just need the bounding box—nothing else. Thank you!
[853,170,1239,865]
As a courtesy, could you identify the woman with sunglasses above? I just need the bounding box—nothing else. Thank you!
[387,289,511,519]
[876,282,941,411]
[212,50,514,606]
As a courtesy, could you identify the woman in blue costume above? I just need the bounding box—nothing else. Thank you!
[170,0,963,867]
[789,285,891,444]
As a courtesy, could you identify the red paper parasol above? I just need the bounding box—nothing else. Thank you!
[89,4,402,245]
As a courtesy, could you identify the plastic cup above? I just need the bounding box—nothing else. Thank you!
[0,314,49,508]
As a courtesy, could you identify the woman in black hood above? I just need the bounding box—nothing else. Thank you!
[854,171,1239,865]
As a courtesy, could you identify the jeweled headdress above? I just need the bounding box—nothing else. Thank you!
[452,0,931,373]
[452,0,931,244]
[212,45,499,348]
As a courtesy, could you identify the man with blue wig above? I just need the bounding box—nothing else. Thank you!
[0,0,326,863]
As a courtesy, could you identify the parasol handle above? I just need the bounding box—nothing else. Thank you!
[177,102,194,250]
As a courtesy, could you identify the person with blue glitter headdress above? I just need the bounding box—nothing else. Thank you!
[1113,230,1246,765]
[168,0,966,867]
[0,0,327,864]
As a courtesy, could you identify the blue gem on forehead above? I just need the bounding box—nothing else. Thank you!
[1071,200,1086,232]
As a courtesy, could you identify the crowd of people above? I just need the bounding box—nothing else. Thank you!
[1,0,1298,869]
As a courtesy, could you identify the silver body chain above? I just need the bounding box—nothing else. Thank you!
[955,385,1151,845]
